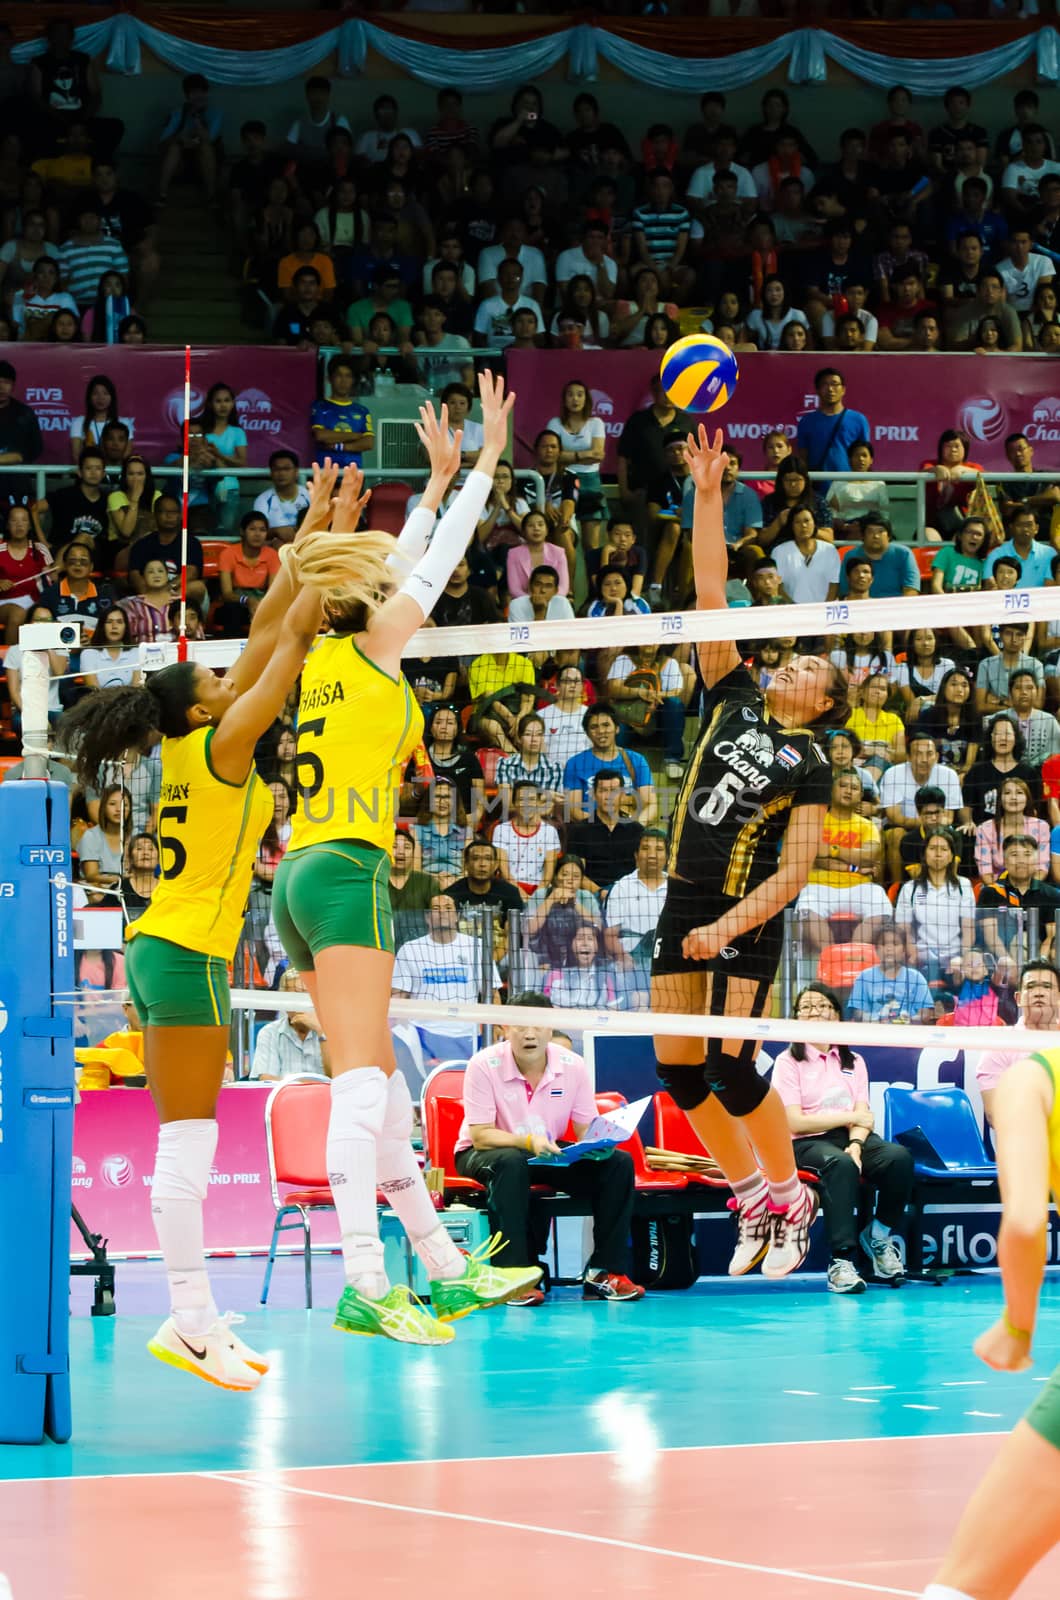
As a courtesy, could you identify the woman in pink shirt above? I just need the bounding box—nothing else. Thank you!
[506,509,570,598]
[771,983,913,1295]
[454,993,643,1304]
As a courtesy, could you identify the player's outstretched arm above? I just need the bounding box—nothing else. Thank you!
[686,424,739,689]
[364,371,515,669]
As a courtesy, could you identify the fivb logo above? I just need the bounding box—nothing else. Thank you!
[661,614,683,635]
[509,624,530,643]
[22,846,67,866]
[825,602,850,625]
[1003,589,1031,612]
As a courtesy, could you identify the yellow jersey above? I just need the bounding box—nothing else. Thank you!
[1030,1051,1060,1203]
[808,809,879,889]
[288,633,423,856]
[127,725,272,960]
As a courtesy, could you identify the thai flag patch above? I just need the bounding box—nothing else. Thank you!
[550,1087,564,1095]
[776,744,802,770]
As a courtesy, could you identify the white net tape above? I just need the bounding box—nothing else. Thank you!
[130,584,1060,672]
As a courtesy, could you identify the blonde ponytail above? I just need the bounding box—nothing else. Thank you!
[281,526,406,623]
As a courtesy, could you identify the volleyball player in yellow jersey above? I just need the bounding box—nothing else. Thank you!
[922,1051,1060,1600]
[273,373,543,1346]
[61,461,389,1390]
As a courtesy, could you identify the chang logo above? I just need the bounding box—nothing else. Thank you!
[238,386,282,435]
[101,1154,134,1188]
[1025,396,1060,444]
[735,728,774,765]
[958,395,1006,443]
[590,387,622,439]
[164,386,204,431]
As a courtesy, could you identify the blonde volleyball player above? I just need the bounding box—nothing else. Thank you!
[922,1049,1060,1600]
[651,426,847,1278]
[272,372,542,1347]
[61,462,380,1390]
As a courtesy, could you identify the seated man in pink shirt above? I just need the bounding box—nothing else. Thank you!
[771,983,913,1295]
[975,959,1060,1128]
[454,993,644,1305]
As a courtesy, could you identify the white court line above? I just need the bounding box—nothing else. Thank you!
[843,1396,880,1404]
[903,1406,940,1413]
[206,1470,920,1598]
[965,1411,1003,1419]
[851,1386,895,1392]
[0,1429,1010,1488]
[941,1381,986,1388]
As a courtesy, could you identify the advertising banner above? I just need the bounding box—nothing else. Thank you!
[506,349,1060,475]
[12,344,317,467]
[71,1084,339,1257]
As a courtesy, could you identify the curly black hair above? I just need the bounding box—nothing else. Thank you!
[60,662,199,787]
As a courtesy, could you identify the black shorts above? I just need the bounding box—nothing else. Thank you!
[576,487,606,521]
[650,877,785,982]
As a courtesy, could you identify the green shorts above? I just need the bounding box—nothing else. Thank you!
[126,934,231,1029]
[272,839,393,971]
[1025,1360,1060,1450]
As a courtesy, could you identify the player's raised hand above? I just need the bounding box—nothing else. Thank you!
[415,401,462,484]
[299,457,341,537]
[331,462,370,532]
[478,369,516,459]
[683,425,728,499]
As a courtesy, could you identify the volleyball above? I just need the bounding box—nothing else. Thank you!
[659,333,739,414]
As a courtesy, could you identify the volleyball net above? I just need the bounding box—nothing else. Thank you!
[52,575,1060,1100]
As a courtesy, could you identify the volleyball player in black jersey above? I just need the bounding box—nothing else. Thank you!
[652,426,848,1278]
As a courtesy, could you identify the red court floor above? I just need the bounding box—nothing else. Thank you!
[4,1434,1060,1600]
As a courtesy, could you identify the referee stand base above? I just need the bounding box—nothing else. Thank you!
[70,1206,116,1317]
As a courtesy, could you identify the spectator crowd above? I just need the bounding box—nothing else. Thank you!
[3,46,1060,1097]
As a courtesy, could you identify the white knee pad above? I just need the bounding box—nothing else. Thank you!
[330,1066,389,1139]
[152,1119,218,1203]
[381,1073,414,1143]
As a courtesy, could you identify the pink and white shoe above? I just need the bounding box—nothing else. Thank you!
[762,1185,819,1279]
[727,1197,773,1276]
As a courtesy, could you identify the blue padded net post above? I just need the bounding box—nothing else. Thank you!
[0,781,75,1443]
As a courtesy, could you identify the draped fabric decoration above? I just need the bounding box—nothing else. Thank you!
[6,9,1059,93]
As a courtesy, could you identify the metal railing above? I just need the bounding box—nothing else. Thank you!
[0,462,545,512]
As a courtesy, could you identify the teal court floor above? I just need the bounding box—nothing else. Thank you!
[2,1268,1059,1599]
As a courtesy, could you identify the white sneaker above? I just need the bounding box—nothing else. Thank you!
[147,1315,261,1391]
[827,1257,866,1294]
[726,1197,772,1276]
[859,1224,905,1280]
[762,1184,820,1279]
[217,1310,270,1374]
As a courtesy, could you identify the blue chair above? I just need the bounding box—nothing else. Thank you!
[883,1087,998,1276]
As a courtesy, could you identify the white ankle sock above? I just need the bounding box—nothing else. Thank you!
[767,1172,803,1211]
[376,1074,465,1281]
[328,1068,389,1298]
[922,1587,974,1599]
[731,1172,769,1213]
[151,1119,219,1338]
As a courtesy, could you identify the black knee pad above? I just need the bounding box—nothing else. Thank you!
[705,1039,771,1118]
[655,1058,711,1112]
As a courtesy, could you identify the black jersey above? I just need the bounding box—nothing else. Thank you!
[667,665,830,895]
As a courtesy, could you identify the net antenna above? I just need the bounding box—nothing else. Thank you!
[177,343,191,664]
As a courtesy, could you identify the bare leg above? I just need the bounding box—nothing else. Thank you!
[932,1419,1060,1600]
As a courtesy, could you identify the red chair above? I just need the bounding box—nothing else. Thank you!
[652,1092,730,1188]
[422,1063,486,1196]
[911,545,937,588]
[592,1090,691,1194]
[260,1076,337,1308]
[366,480,413,537]
[477,747,506,797]
[816,941,877,991]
